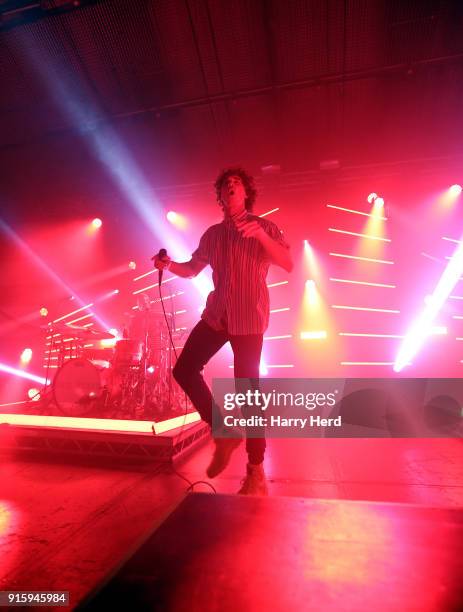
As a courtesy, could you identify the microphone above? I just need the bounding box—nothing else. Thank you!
[151,248,168,283]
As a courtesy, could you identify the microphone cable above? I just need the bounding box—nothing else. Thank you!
[154,253,216,494]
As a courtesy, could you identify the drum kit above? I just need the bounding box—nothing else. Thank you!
[41,305,189,419]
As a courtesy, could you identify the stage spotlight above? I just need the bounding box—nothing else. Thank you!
[305,279,318,306]
[39,307,48,317]
[0,362,47,385]
[259,360,268,376]
[367,193,378,204]
[128,261,137,270]
[303,240,321,281]
[92,218,102,229]
[394,236,463,372]
[438,184,462,208]
[20,348,33,365]
[374,197,384,208]
[147,366,155,374]
[166,210,188,230]
[28,388,40,401]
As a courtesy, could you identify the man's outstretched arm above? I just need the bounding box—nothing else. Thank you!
[154,255,206,279]
[169,259,206,278]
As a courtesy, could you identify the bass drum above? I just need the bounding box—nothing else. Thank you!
[53,358,110,416]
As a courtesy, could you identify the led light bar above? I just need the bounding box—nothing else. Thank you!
[327,204,387,220]
[339,333,404,338]
[300,331,327,340]
[133,293,183,310]
[66,313,94,325]
[270,307,290,313]
[341,362,397,366]
[263,335,292,341]
[328,228,391,242]
[259,207,280,218]
[133,276,176,295]
[430,326,447,335]
[329,253,394,264]
[332,305,400,313]
[133,270,156,282]
[329,278,396,288]
[267,281,289,288]
[421,252,442,263]
[53,302,94,324]
[229,364,294,369]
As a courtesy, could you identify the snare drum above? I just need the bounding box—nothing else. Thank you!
[113,339,142,369]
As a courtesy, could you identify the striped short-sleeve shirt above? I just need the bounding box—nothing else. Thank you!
[191,209,289,335]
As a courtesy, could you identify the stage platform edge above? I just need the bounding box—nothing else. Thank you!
[0,419,210,464]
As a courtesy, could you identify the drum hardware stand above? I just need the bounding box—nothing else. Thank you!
[138,310,150,417]
[31,323,60,411]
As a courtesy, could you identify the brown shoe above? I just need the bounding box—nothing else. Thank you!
[206,436,242,478]
[237,463,268,496]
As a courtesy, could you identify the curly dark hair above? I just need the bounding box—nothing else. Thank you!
[214,167,257,212]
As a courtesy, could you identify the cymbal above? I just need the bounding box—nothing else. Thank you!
[83,328,116,340]
[40,323,115,340]
[40,322,86,334]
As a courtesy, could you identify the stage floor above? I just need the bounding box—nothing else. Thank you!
[78,492,463,612]
[0,437,462,609]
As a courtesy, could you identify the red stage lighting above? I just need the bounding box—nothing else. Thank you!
[367,193,378,204]
[92,218,102,229]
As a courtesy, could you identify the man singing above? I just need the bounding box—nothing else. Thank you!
[154,168,292,495]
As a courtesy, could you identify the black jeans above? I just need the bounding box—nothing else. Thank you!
[172,319,266,464]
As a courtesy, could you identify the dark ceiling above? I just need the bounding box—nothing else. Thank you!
[1,0,462,187]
